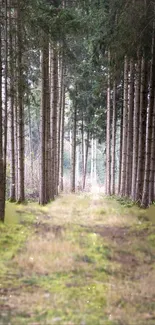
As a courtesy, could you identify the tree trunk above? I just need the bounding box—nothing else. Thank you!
[14,27,19,200]
[118,90,123,194]
[76,136,80,189]
[60,77,65,192]
[142,26,155,207]
[125,59,134,197]
[71,101,77,192]
[3,0,8,201]
[15,89,19,201]
[9,9,16,201]
[17,0,25,202]
[149,95,155,202]
[81,112,85,188]
[39,33,48,205]
[136,58,148,201]
[111,81,116,195]
[57,53,63,191]
[0,11,4,221]
[94,138,97,184]
[45,40,50,203]
[106,53,111,195]
[120,57,128,196]
[131,58,141,201]
[28,99,34,190]
[91,137,94,186]
[51,46,58,199]
[83,130,89,190]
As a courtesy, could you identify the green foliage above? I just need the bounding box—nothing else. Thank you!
[147,234,155,247]
[0,215,33,278]
[115,197,135,208]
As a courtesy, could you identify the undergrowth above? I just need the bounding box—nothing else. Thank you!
[0,195,155,325]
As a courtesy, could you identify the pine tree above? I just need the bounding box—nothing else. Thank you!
[106,53,111,195]
[40,32,49,205]
[0,9,4,221]
[17,0,25,202]
[120,57,128,196]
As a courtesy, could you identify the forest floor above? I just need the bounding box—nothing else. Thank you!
[0,194,155,325]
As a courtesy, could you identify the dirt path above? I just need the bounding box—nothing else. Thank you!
[0,194,155,325]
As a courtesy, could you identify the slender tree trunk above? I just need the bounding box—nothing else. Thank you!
[71,101,77,192]
[118,91,123,194]
[3,0,8,201]
[111,81,116,195]
[76,138,80,189]
[106,53,111,195]
[0,10,5,221]
[136,58,148,201]
[15,89,19,200]
[44,40,50,202]
[120,57,128,196]
[94,138,97,184]
[91,137,94,186]
[9,10,16,201]
[28,100,34,189]
[125,59,134,197]
[57,54,63,191]
[83,130,89,190]
[48,45,53,199]
[81,112,85,187]
[131,58,141,201]
[39,32,48,205]
[60,79,65,192]
[14,26,19,200]
[142,26,155,207]
[17,0,25,202]
[51,46,58,199]
[149,96,155,202]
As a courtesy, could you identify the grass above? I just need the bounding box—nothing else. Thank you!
[0,193,155,324]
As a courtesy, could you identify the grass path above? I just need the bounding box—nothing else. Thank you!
[0,194,155,325]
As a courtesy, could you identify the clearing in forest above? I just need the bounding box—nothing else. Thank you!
[0,194,155,325]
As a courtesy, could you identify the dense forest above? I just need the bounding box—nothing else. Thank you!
[0,0,155,222]
[1,2,155,324]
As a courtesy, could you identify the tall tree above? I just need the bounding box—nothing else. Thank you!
[39,32,49,205]
[125,59,134,197]
[60,65,65,192]
[17,0,25,202]
[0,6,4,221]
[111,81,116,195]
[142,24,155,207]
[106,53,111,195]
[131,58,141,201]
[71,96,77,192]
[51,45,59,198]
[120,57,128,196]
[135,58,148,201]
[9,5,16,202]
[3,0,8,203]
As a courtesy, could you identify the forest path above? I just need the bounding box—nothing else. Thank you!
[0,194,155,325]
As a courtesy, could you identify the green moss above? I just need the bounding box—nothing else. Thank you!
[0,204,34,284]
[95,207,106,215]
[5,201,35,225]
[147,233,155,247]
